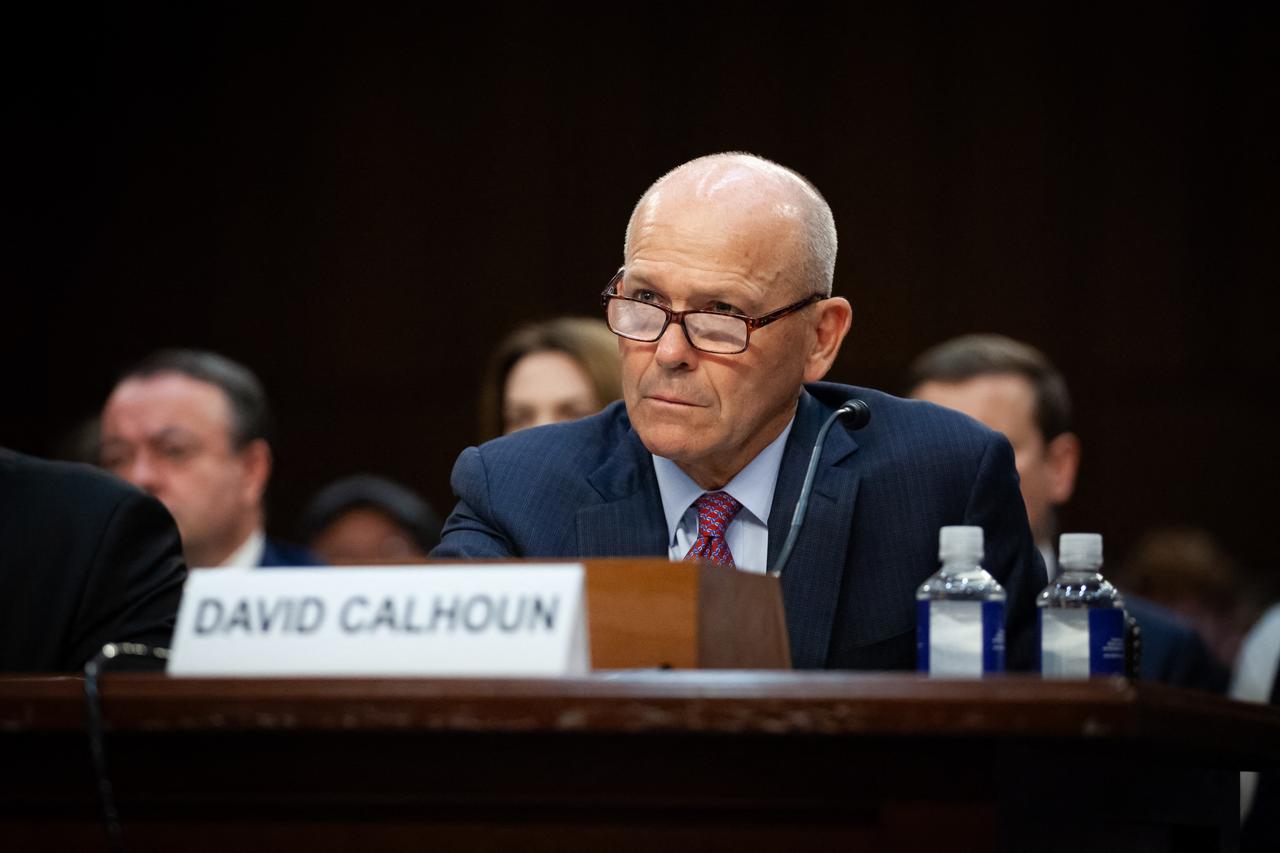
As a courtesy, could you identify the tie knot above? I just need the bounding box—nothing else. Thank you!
[693,491,743,539]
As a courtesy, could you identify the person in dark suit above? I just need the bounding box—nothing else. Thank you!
[99,349,318,568]
[434,152,1046,670]
[908,333,1227,691]
[0,449,187,671]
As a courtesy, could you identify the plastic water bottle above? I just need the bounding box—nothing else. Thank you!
[1037,533,1127,677]
[916,526,1006,676]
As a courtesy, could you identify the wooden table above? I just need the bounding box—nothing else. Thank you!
[3,672,1278,851]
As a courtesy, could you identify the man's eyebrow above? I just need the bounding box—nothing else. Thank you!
[149,426,198,443]
[625,270,754,309]
[625,271,658,290]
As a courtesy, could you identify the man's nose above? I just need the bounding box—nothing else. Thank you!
[124,455,164,496]
[654,320,698,370]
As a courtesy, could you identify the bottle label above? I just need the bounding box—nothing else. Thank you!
[916,600,930,673]
[1089,608,1126,675]
[983,600,1006,673]
[1039,608,1126,677]
[916,600,1005,676]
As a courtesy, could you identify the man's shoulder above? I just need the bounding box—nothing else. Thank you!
[0,448,145,518]
[0,451,186,673]
[440,403,645,557]
[1125,594,1230,692]
[1125,595,1202,654]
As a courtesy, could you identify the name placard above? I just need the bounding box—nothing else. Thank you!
[167,565,589,677]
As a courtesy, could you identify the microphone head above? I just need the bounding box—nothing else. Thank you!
[837,398,871,430]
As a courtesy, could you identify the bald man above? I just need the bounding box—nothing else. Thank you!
[434,153,1046,671]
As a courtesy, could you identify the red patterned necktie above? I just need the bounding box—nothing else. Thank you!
[683,491,744,567]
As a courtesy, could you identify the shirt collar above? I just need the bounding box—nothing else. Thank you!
[220,528,266,568]
[651,416,796,545]
[1038,541,1057,580]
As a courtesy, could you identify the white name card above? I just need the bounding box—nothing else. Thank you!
[167,565,589,677]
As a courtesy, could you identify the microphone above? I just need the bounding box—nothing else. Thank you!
[767,398,871,577]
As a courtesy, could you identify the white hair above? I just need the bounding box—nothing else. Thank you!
[624,152,838,297]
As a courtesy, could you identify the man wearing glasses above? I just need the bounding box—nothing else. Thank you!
[435,153,1045,671]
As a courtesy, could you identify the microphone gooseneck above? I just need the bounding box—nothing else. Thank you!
[767,399,870,578]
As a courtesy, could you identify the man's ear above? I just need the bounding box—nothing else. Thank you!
[1045,431,1081,505]
[238,438,273,505]
[803,296,853,383]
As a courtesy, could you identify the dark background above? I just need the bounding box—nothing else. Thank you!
[6,4,1276,579]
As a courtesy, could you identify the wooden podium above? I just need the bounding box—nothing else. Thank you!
[573,558,790,669]
[2,673,1279,852]
[2,559,1278,851]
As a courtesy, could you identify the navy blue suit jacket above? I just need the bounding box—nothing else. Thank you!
[261,538,322,567]
[1125,596,1228,692]
[434,382,1047,671]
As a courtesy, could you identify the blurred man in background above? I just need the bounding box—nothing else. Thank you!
[100,349,316,568]
[908,333,1226,691]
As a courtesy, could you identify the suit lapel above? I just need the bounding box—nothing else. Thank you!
[769,391,862,669]
[576,427,669,557]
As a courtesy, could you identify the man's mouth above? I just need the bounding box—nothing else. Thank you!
[646,393,702,407]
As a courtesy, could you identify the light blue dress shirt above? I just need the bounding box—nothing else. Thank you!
[651,417,795,574]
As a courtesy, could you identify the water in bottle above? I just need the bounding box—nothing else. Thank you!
[916,525,1006,676]
[1037,532,1126,677]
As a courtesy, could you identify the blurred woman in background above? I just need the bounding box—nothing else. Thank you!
[479,317,621,439]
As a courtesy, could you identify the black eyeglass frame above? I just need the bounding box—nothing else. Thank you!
[600,268,825,355]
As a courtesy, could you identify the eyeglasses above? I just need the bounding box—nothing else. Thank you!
[600,269,824,355]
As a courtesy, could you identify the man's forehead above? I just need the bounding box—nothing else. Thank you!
[917,374,1039,437]
[104,373,234,435]
[629,189,804,282]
